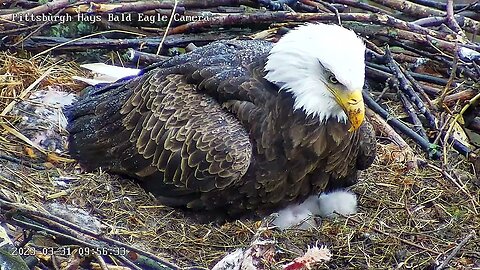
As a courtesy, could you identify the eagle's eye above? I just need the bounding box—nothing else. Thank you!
[328,74,339,84]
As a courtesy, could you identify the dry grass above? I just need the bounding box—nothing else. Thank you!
[0,53,479,269]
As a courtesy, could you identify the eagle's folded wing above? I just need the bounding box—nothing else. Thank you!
[69,68,254,199]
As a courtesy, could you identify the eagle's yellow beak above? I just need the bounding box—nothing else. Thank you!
[332,89,365,132]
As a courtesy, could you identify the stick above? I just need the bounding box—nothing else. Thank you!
[365,62,452,86]
[368,0,479,34]
[0,154,46,170]
[399,92,429,140]
[258,0,298,10]
[0,0,109,21]
[156,0,178,55]
[0,198,180,270]
[321,0,390,14]
[445,0,468,40]
[438,47,459,106]
[384,48,438,129]
[436,231,476,270]
[443,90,476,107]
[409,0,480,11]
[341,214,441,255]
[127,49,170,67]
[169,12,452,41]
[364,89,441,159]
[12,33,236,52]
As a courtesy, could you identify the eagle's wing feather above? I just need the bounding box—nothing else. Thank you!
[119,71,253,194]
[68,41,276,204]
[356,119,376,170]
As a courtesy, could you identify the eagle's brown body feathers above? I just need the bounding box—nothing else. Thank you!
[67,40,376,216]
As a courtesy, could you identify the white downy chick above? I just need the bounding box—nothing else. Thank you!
[272,190,358,230]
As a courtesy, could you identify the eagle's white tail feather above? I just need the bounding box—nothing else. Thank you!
[73,63,141,85]
[71,76,113,86]
[81,63,141,79]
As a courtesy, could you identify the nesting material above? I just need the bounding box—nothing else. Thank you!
[43,202,104,234]
[10,86,77,153]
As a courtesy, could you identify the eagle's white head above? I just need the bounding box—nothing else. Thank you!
[264,23,366,131]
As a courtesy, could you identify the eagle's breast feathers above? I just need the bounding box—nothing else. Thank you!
[67,26,376,216]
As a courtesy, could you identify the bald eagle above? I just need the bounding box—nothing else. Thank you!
[67,24,376,217]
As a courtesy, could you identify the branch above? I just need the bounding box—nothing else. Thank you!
[399,92,429,140]
[384,48,438,129]
[321,0,390,14]
[436,230,476,270]
[0,198,180,270]
[258,0,298,11]
[363,89,441,159]
[169,12,453,42]
[445,0,468,40]
[409,0,480,12]
[8,33,237,52]
[0,0,108,21]
[368,0,479,34]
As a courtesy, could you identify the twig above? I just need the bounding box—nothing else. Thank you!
[298,0,328,12]
[311,0,341,24]
[364,89,441,159]
[438,44,459,106]
[117,256,143,270]
[349,23,474,58]
[31,30,145,59]
[169,12,451,41]
[413,16,447,27]
[0,154,46,170]
[442,91,480,159]
[426,164,478,210]
[367,48,435,108]
[445,0,468,40]
[66,1,184,13]
[342,214,442,255]
[399,92,429,140]
[127,49,170,68]
[409,0,480,12]
[321,0,390,14]
[443,89,476,107]
[384,48,438,129]
[11,33,236,52]
[156,0,178,55]
[92,253,109,270]
[365,62,452,86]
[402,67,435,108]
[436,230,476,269]
[258,0,298,10]
[368,0,479,34]
[0,198,180,270]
